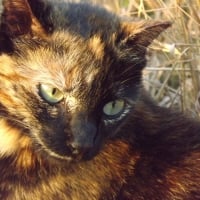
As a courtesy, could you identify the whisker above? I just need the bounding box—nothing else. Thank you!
[121,59,145,74]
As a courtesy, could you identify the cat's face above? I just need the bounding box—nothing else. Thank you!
[0,0,170,162]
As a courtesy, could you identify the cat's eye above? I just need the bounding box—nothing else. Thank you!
[39,84,64,104]
[103,99,125,117]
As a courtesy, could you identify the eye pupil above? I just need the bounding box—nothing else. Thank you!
[52,88,57,95]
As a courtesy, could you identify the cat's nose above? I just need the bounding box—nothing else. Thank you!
[67,114,97,158]
[71,121,96,148]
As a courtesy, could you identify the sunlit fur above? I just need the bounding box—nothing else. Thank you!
[0,0,200,200]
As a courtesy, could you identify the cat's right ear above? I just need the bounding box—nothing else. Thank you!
[119,20,171,48]
[0,0,52,53]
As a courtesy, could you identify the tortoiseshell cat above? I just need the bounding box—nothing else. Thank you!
[0,0,200,199]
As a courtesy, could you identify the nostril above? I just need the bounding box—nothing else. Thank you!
[69,143,79,155]
[66,141,93,160]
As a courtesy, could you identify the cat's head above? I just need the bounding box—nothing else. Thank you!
[0,0,171,162]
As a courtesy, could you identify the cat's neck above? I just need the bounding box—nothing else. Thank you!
[122,91,200,159]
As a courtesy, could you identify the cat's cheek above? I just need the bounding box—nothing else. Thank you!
[30,125,70,161]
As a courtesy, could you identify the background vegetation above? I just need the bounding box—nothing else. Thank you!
[81,0,200,119]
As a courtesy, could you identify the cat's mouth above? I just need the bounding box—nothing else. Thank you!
[32,124,103,162]
[36,140,101,163]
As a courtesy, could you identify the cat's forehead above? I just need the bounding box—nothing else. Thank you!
[48,34,106,88]
[15,32,109,92]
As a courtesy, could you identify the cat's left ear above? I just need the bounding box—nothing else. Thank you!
[0,0,51,53]
[0,0,49,37]
[120,21,172,47]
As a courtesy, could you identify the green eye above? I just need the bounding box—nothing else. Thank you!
[103,99,125,117]
[39,84,64,104]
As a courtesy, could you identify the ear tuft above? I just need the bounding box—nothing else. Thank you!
[121,21,172,47]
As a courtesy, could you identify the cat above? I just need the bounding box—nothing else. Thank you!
[0,0,200,199]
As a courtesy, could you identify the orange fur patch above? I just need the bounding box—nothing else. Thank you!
[0,54,15,76]
[88,36,105,60]
[0,119,31,157]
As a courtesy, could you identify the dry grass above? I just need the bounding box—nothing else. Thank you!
[86,0,200,119]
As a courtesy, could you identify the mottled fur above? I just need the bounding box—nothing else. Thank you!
[0,0,200,199]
